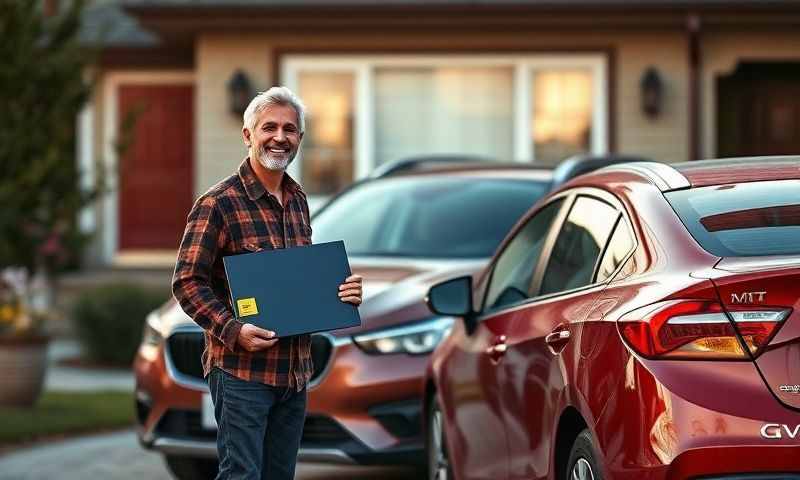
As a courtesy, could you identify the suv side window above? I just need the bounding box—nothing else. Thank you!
[595,218,635,283]
[484,199,563,311]
[539,196,619,296]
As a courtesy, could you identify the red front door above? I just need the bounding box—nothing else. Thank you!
[118,84,194,251]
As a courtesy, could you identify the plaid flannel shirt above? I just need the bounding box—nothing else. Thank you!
[172,158,313,390]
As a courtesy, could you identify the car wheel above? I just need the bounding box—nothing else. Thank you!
[427,395,453,480]
[164,455,218,480]
[565,429,603,480]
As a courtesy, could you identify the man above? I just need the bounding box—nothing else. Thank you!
[172,86,362,480]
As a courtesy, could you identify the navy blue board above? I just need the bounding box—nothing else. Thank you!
[223,240,361,337]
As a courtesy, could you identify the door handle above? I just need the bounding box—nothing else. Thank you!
[545,329,571,346]
[486,335,508,360]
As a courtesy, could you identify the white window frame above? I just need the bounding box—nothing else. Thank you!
[282,53,608,184]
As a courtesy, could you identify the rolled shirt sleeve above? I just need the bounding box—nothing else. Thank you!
[172,195,243,351]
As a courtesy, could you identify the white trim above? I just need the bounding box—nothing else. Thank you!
[592,56,609,155]
[77,96,94,233]
[354,64,373,179]
[283,65,302,180]
[101,71,195,265]
[282,53,609,176]
[513,64,532,162]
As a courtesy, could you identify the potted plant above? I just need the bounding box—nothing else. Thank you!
[0,1,100,406]
[0,268,50,406]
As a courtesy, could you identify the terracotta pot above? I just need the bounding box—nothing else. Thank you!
[0,336,49,407]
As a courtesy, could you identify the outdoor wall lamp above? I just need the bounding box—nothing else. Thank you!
[640,67,663,118]
[228,69,254,116]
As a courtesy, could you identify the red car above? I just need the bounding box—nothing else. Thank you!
[424,157,800,480]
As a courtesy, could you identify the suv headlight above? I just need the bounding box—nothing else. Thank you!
[353,317,454,355]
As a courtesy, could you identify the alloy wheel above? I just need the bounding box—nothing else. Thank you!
[571,457,595,480]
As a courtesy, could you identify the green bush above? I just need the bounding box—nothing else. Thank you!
[71,283,166,366]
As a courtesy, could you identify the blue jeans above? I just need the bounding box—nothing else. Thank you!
[207,367,307,480]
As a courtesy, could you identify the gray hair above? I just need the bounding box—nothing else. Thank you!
[242,86,306,134]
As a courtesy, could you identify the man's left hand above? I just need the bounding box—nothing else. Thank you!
[338,274,363,306]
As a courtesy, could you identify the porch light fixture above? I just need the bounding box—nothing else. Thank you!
[227,69,254,116]
[640,67,663,118]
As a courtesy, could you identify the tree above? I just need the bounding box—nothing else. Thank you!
[0,0,97,274]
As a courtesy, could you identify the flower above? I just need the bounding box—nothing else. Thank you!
[0,267,47,339]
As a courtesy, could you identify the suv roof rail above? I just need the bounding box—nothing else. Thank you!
[369,154,492,179]
[550,153,653,187]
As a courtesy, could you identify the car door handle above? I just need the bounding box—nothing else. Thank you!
[491,343,508,354]
[486,335,508,359]
[545,330,571,346]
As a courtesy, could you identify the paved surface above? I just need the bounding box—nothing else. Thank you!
[3,341,419,479]
[0,430,419,480]
[44,339,134,392]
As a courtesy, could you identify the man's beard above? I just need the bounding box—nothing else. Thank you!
[256,144,296,171]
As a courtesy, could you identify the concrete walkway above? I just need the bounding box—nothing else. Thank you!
[44,339,134,392]
[0,430,168,480]
[0,429,418,480]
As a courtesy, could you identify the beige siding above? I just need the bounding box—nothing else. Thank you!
[615,34,688,163]
[702,32,800,159]
[196,35,274,195]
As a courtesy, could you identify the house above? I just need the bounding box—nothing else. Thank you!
[77,0,800,268]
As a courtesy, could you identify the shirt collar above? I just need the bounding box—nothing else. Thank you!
[238,157,303,202]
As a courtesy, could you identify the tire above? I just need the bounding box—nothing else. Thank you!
[164,455,218,480]
[565,429,604,480]
[426,395,454,480]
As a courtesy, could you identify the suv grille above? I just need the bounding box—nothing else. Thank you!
[310,334,333,384]
[165,331,334,384]
[167,331,204,381]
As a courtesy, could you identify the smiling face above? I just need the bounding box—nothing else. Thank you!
[243,103,304,171]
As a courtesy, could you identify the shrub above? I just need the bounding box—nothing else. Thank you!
[71,283,166,366]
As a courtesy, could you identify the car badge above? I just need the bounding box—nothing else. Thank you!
[779,385,800,394]
[730,291,766,304]
[761,423,800,439]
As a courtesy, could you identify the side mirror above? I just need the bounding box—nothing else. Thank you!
[426,275,473,317]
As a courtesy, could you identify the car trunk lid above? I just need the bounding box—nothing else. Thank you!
[713,257,800,410]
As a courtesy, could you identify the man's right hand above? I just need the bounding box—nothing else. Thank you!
[237,323,279,352]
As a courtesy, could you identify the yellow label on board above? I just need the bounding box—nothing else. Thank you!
[237,298,259,317]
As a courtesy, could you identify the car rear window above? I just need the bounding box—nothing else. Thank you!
[664,180,800,257]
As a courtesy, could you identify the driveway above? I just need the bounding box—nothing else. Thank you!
[0,429,419,480]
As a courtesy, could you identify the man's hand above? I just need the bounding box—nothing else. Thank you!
[236,323,279,352]
[338,274,363,306]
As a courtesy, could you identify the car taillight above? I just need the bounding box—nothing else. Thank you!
[618,300,790,359]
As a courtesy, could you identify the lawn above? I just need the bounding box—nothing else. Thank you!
[0,391,134,446]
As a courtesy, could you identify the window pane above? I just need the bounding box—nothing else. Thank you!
[665,180,800,256]
[596,219,635,283]
[484,199,563,311]
[532,69,594,166]
[297,72,354,195]
[375,67,513,166]
[540,196,618,295]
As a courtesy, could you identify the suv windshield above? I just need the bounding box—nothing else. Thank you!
[665,179,800,257]
[312,176,548,258]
